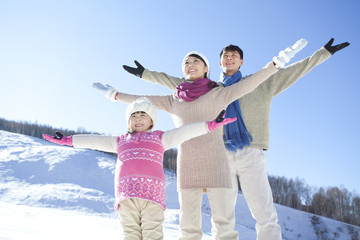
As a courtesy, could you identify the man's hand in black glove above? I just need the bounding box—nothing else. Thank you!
[215,110,226,123]
[123,60,145,78]
[324,38,350,55]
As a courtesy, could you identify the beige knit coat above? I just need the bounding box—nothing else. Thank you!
[115,62,277,189]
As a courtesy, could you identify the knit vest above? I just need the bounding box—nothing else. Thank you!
[114,131,166,210]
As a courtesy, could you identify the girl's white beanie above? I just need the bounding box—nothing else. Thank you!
[126,97,157,129]
[182,51,210,78]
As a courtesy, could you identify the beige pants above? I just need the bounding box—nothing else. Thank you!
[118,198,164,240]
[226,147,282,240]
[178,188,239,240]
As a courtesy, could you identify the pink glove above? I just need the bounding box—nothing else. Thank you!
[207,110,237,132]
[43,132,73,146]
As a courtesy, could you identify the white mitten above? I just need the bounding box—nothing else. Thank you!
[273,38,308,68]
[92,82,118,101]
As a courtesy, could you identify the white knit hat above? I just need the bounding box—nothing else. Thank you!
[182,51,210,78]
[126,97,157,130]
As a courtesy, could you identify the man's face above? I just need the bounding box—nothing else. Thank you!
[219,50,244,76]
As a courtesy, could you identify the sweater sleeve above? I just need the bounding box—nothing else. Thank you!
[142,69,186,91]
[115,91,173,113]
[161,122,209,150]
[72,135,118,153]
[263,47,331,96]
[216,61,278,105]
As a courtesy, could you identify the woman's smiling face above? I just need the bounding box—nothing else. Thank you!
[183,56,209,81]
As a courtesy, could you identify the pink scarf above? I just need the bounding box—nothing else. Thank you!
[175,78,218,102]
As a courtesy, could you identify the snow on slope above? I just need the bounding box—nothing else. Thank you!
[0,130,359,240]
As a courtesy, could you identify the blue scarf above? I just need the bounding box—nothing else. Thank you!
[220,71,253,151]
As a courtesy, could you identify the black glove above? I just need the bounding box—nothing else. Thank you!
[54,132,64,140]
[324,38,350,55]
[122,60,145,78]
[215,110,226,123]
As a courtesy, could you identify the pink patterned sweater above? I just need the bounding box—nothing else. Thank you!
[72,121,209,210]
[115,131,166,210]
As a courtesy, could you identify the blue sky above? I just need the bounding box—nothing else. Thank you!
[1,1,359,193]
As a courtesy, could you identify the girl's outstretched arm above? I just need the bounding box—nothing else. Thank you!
[43,132,117,153]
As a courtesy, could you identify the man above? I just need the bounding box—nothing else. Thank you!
[122,38,349,240]
[216,38,349,240]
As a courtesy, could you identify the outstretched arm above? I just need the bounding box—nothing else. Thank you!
[92,82,173,113]
[123,60,184,91]
[219,39,308,104]
[43,132,117,153]
[265,38,350,96]
[161,110,236,150]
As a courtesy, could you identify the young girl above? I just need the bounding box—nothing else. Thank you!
[43,97,235,240]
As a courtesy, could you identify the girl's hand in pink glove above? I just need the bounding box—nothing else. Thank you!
[43,132,73,146]
[207,110,237,132]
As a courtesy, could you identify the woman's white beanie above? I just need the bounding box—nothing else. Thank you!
[126,97,157,129]
[182,51,210,78]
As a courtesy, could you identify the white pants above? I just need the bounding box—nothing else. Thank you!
[178,188,238,240]
[118,198,164,240]
[226,147,282,240]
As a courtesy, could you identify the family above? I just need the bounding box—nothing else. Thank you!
[44,38,349,240]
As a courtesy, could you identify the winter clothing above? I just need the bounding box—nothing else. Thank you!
[69,122,209,239]
[175,78,218,102]
[71,121,210,210]
[273,38,308,68]
[115,131,166,210]
[123,60,145,78]
[226,147,281,240]
[142,47,330,150]
[91,83,118,101]
[118,198,164,240]
[323,38,350,55]
[108,62,277,189]
[179,188,239,240]
[207,111,237,132]
[43,132,73,146]
[220,70,253,151]
[139,46,331,239]
[182,51,210,78]
[126,97,157,129]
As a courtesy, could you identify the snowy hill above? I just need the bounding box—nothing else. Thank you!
[0,130,359,240]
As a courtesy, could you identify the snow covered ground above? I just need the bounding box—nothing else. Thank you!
[0,130,359,239]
